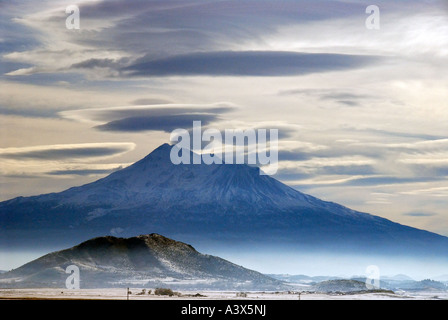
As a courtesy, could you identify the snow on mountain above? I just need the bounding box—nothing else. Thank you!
[1,143,448,260]
[0,233,284,290]
[49,143,312,209]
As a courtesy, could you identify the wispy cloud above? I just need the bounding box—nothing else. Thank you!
[95,114,219,133]
[46,166,127,177]
[60,103,236,132]
[0,143,135,181]
[122,51,380,77]
[0,142,135,161]
[403,211,438,217]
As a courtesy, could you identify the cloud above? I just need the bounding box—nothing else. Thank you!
[278,88,381,109]
[399,186,448,197]
[3,0,444,82]
[89,106,304,136]
[403,211,438,217]
[95,113,219,133]
[46,168,122,176]
[2,0,369,79]
[279,88,373,99]
[0,143,135,161]
[278,156,376,175]
[0,142,134,179]
[71,58,124,70]
[110,227,124,236]
[339,176,441,187]
[343,127,448,142]
[277,150,313,162]
[60,103,235,132]
[0,80,139,119]
[4,66,40,76]
[130,98,174,105]
[60,103,234,122]
[69,58,131,77]
[271,134,448,188]
[122,51,380,77]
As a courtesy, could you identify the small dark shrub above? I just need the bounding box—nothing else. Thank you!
[155,288,174,296]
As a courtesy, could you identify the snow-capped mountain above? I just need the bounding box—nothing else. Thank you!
[1,143,448,259]
[37,143,312,209]
[0,233,284,289]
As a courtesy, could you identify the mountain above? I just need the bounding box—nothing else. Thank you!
[382,274,415,281]
[1,143,448,264]
[313,279,378,293]
[0,233,284,289]
[349,276,447,292]
[434,275,448,282]
[267,274,342,284]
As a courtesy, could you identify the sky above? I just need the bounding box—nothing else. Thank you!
[0,0,447,241]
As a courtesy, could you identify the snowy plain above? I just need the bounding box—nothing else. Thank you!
[1,288,447,300]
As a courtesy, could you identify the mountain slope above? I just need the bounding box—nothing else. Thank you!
[0,233,284,289]
[1,143,447,259]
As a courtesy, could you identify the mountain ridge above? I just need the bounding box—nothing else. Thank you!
[0,233,284,289]
[1,143,447,263]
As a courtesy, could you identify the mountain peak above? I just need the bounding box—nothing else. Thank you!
[74,232,197,253]
[2,143,448,271]
[87,142,306,209]
[137,142,174,163]
[151,142,173,154]
[137,233,197,252]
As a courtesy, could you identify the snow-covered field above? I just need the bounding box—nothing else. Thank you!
[1,288,447,300]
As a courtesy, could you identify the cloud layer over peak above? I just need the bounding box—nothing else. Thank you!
[122,51,380,77]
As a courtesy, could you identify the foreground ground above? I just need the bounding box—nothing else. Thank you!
[0,288,447,300]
